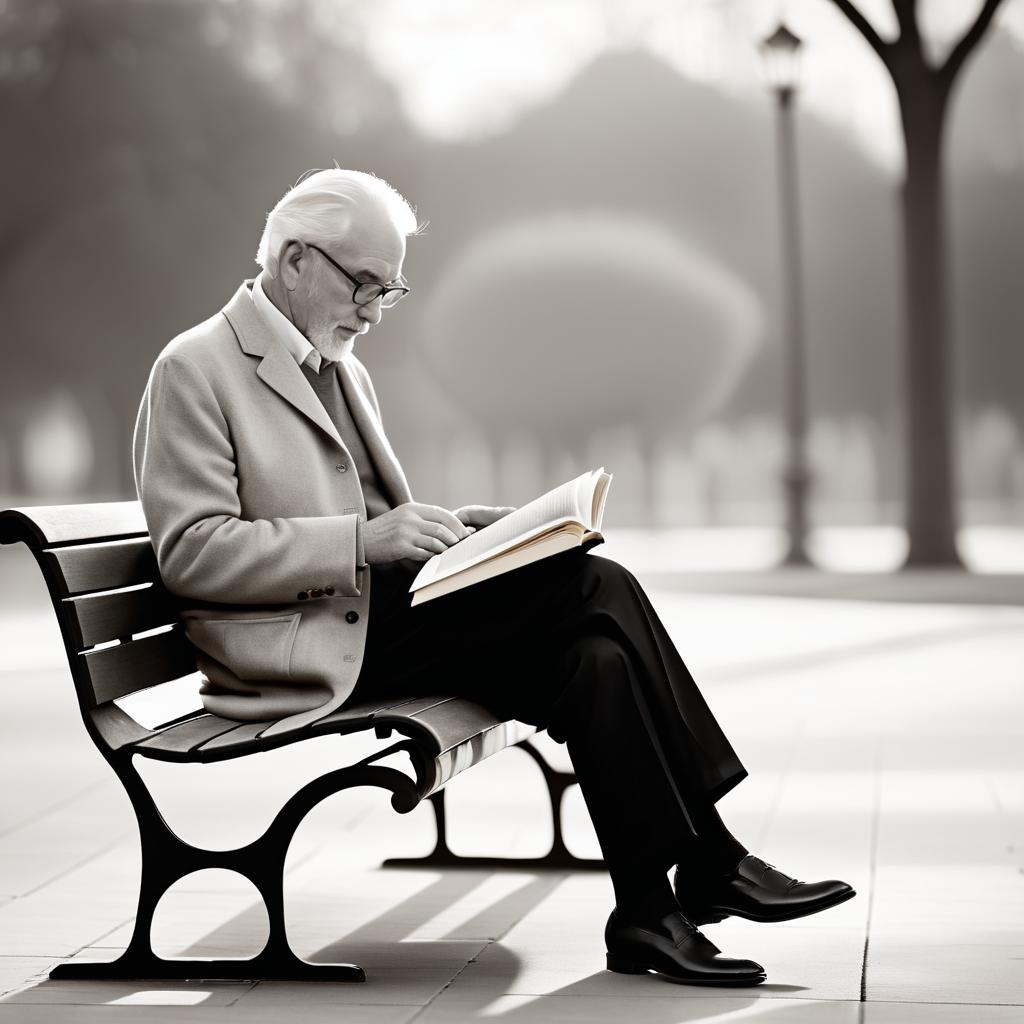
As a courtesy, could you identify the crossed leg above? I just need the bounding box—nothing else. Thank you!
[353,548,749,920]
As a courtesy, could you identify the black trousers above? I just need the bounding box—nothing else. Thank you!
[350,548,750,900]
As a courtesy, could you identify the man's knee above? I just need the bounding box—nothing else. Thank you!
[564,633,632,686]
[549,633,638,743]
[577,553,636,602]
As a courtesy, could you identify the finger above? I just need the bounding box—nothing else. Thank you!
[475,506,514,527]
[472,507,502,527]
[419,505,472,539]
[417,532,452,554]
[418,519,462,547]
[410,534,449,559]
[426,522,462,548]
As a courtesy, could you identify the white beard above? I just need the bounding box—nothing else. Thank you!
[308,320,356,363]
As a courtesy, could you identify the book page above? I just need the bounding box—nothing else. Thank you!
[592,471,612,526]
[410,468,603,591]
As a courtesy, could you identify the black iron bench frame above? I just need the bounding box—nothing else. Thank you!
[0,501,601,983]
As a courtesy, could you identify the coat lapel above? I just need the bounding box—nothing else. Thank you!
[222,281,345,451]
[222,281,413,510]
[337,359,414,508]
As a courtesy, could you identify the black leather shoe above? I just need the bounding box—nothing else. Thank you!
[604,908,766,986]
[674,854,856,925]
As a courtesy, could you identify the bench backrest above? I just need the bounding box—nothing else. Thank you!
[0,502,197,718]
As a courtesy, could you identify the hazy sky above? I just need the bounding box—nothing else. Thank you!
[308,0,1024,175]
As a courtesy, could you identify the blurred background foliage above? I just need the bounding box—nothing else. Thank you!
[0,0,1021,527]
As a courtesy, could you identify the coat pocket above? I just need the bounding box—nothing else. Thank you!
[200,612,302,682]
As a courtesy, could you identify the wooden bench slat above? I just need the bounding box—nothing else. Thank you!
[63,584,179,649]
[193,698,433,761]
[432,720,537,794]
[403,698,505,755]
[0,502,147,547]
[322,697,429,723]
[372,695,452,721]
[143,711,387,763]
[133,715,246,755]
[193,721,269,756]
[45,539,159,597]
[90,703,158,751]
[82,627,197,705]
[128,697,468,764]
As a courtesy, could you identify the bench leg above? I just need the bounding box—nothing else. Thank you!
[50,748,423,982]
[383,738,605,871]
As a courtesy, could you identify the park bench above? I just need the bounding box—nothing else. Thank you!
[0,501,600,983]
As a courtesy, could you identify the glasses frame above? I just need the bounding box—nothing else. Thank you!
[306,243,410,308]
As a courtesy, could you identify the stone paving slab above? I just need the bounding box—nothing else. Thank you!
[862,1002,1024,1022]
[417,991,864,1023]
[0,1004,420,1023]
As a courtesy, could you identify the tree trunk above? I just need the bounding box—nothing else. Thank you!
[897,75,963,567]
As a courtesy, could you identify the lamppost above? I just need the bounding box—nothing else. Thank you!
[760,23,812,567]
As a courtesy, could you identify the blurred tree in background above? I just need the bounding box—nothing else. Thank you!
[829,0,1008,565]
[0,0,410,494]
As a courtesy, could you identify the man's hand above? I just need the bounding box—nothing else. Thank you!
[453,505,517,529]
[362,502,473,564]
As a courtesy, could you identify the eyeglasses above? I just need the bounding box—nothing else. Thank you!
[306,243,410,308]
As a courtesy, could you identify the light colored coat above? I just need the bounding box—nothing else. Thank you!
[132,280,413,738]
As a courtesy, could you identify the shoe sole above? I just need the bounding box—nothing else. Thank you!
[694,886,857,925]
[607,953,766,986]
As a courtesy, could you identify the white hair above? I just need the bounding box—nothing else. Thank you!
[255,168,421,277]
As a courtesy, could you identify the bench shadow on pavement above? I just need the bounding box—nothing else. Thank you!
[7,867,815,1015]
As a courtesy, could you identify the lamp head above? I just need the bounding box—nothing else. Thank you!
[759,22,804,96]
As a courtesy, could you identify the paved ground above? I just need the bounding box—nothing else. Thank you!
[0,531,1022,1022]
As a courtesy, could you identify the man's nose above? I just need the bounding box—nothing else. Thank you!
[357,296,384,325]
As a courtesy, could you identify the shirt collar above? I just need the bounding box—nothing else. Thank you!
[252,272,327,373]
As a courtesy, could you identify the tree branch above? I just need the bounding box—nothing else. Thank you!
[826,0,893,68]
[939,0,1006,89]
[892,0,921,53]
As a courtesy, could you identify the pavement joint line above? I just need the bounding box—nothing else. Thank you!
[405,870,570,1021]
[860,998,1024,1007]
[68,913,137,961]
[751,708,806,852]
[859,734,884,1006]
[224,980,260,1007]
[0,778,113,840]
[16,834,133,900]
[984,776,1006,815]
[704,620,1024,683]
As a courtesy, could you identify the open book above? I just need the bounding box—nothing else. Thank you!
[409,468,613,606]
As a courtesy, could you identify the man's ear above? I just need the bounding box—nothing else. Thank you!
[278,240,305,291]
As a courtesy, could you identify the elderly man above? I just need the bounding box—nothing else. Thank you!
[133,168,854,987]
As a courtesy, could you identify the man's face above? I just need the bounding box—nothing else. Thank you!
[289,201,406,362]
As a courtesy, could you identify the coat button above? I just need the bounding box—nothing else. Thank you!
[297,591,309,600]
[345,610,359,624]
[324,585,335,596]
[310,587,324,599]
[336,463,348,473]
